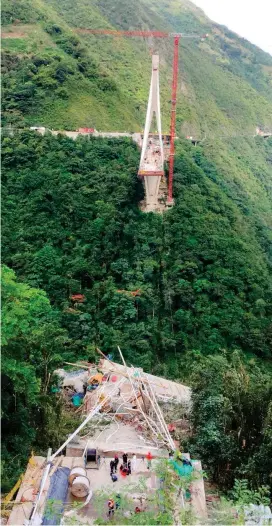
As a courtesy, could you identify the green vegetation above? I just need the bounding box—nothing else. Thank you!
[2,131,272,496]
[2,133,272,363]
[2,0,43,25]
[1,22,142,130]
[209,479,271,524]
[1,264,78,490]
[189,352,272,489]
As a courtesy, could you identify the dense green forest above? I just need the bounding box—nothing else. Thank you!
[1,0,272,507]
[2,132,272,494]
[3,132,272,364]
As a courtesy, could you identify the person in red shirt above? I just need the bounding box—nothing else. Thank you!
[146,451,153,469]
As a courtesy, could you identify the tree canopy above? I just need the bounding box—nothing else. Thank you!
[1,264,68,490]
[1,132,272,496]
[189,351,272,490]
[2,133,272,369]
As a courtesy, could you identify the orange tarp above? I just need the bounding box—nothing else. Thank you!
[88,373,103,385]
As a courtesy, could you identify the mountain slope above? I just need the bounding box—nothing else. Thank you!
[2,0,272,241]
[2,0,272,133]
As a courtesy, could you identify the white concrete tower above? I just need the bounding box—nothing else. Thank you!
[138,55,165,212]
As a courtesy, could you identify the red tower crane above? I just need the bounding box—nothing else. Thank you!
[75,28,208,203]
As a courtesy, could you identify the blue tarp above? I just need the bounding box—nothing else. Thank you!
[42,467,70,525]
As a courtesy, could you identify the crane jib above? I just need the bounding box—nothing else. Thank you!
[75,29,208,40]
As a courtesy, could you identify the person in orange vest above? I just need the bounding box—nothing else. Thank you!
[108,499,115,518]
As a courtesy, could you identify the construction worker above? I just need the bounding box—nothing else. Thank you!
[174,449,182,463]
[114,455,119,472]
[110,460,115,476]
[122,453,128,467]
[115,494,121,509]
[108,499,115,518]
[127,460,131,475]
[120,465,128,476]
[131,453,137,472]
[146,452,152,470]
[182,455,192,467]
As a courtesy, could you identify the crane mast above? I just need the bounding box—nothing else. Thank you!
[168,35,179,204]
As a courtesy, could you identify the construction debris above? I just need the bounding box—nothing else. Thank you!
[7,350,208,526]
[55,368,89,394]
[54,352,191,434]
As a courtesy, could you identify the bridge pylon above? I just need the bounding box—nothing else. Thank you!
[138,55,167,213]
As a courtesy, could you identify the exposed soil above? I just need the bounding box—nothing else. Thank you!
[2,32,26,38]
